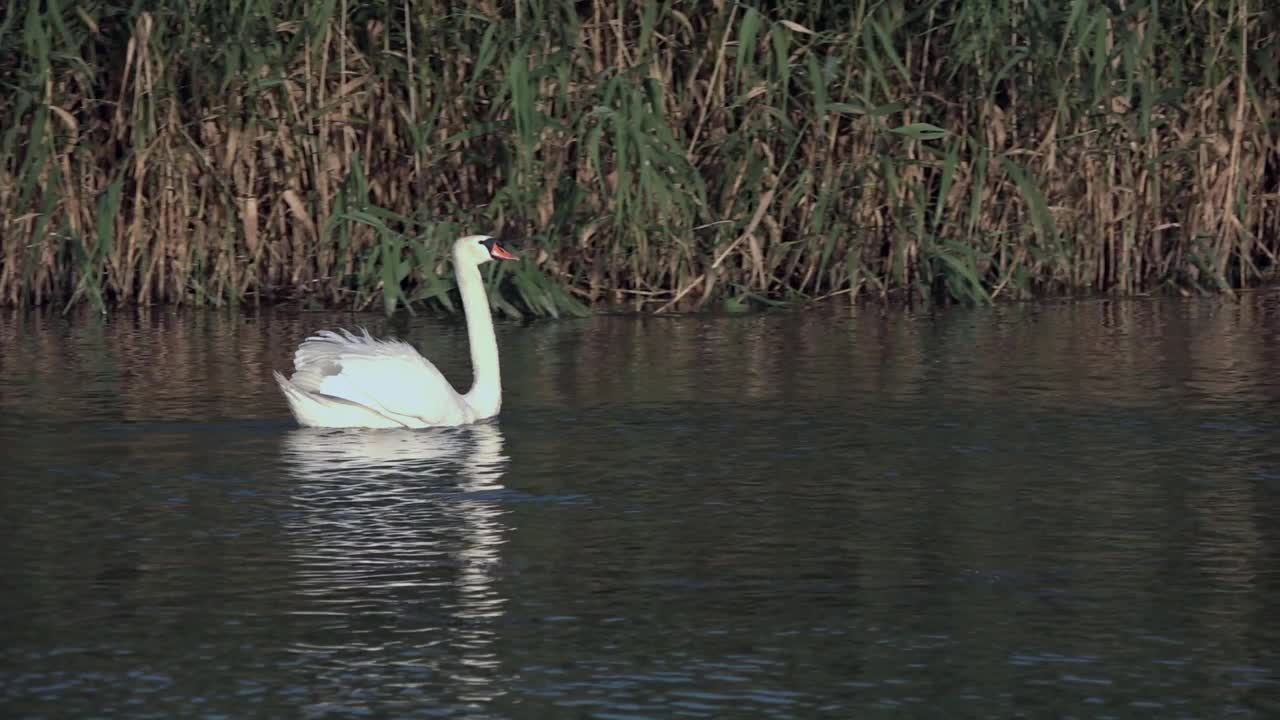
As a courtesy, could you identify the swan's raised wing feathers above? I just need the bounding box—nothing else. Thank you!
[284,329,473,427]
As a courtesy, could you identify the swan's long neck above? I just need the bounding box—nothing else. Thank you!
[456,252,502,419]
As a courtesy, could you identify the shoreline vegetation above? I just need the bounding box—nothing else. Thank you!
[2,1,1277,318]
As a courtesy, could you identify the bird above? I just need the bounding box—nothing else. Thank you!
[274,234,518,428]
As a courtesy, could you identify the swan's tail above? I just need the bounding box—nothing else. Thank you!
[274,371,406,429]
[274,371,313,424]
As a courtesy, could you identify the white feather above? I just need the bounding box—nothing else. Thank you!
[275,329,474,428]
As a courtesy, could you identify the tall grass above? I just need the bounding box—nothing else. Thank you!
[1,0,1277,316]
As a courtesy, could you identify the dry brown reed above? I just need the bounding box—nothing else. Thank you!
[1,0,1277,315]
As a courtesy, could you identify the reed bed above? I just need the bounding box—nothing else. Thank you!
[1,0,1277,316]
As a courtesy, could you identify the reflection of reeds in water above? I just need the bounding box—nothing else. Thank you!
[2,295,1277,425]
[279,423,509,699]
[0,307,470,422]
[525,293,1280,410]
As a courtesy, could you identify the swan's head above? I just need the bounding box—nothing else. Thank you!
[454,235,518,266]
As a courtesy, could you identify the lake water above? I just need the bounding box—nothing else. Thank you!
[2,294,1279,718]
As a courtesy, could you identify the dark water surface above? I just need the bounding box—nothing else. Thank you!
[2,295,1280,718]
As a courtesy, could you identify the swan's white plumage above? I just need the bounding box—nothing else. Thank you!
[275,329,476,428]
[275,234,514,429]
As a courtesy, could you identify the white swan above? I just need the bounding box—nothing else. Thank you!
[274,234,517,428]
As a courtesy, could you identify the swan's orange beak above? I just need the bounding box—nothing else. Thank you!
[490,243,518,261]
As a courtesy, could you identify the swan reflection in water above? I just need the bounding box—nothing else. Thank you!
[278,422,510,703]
